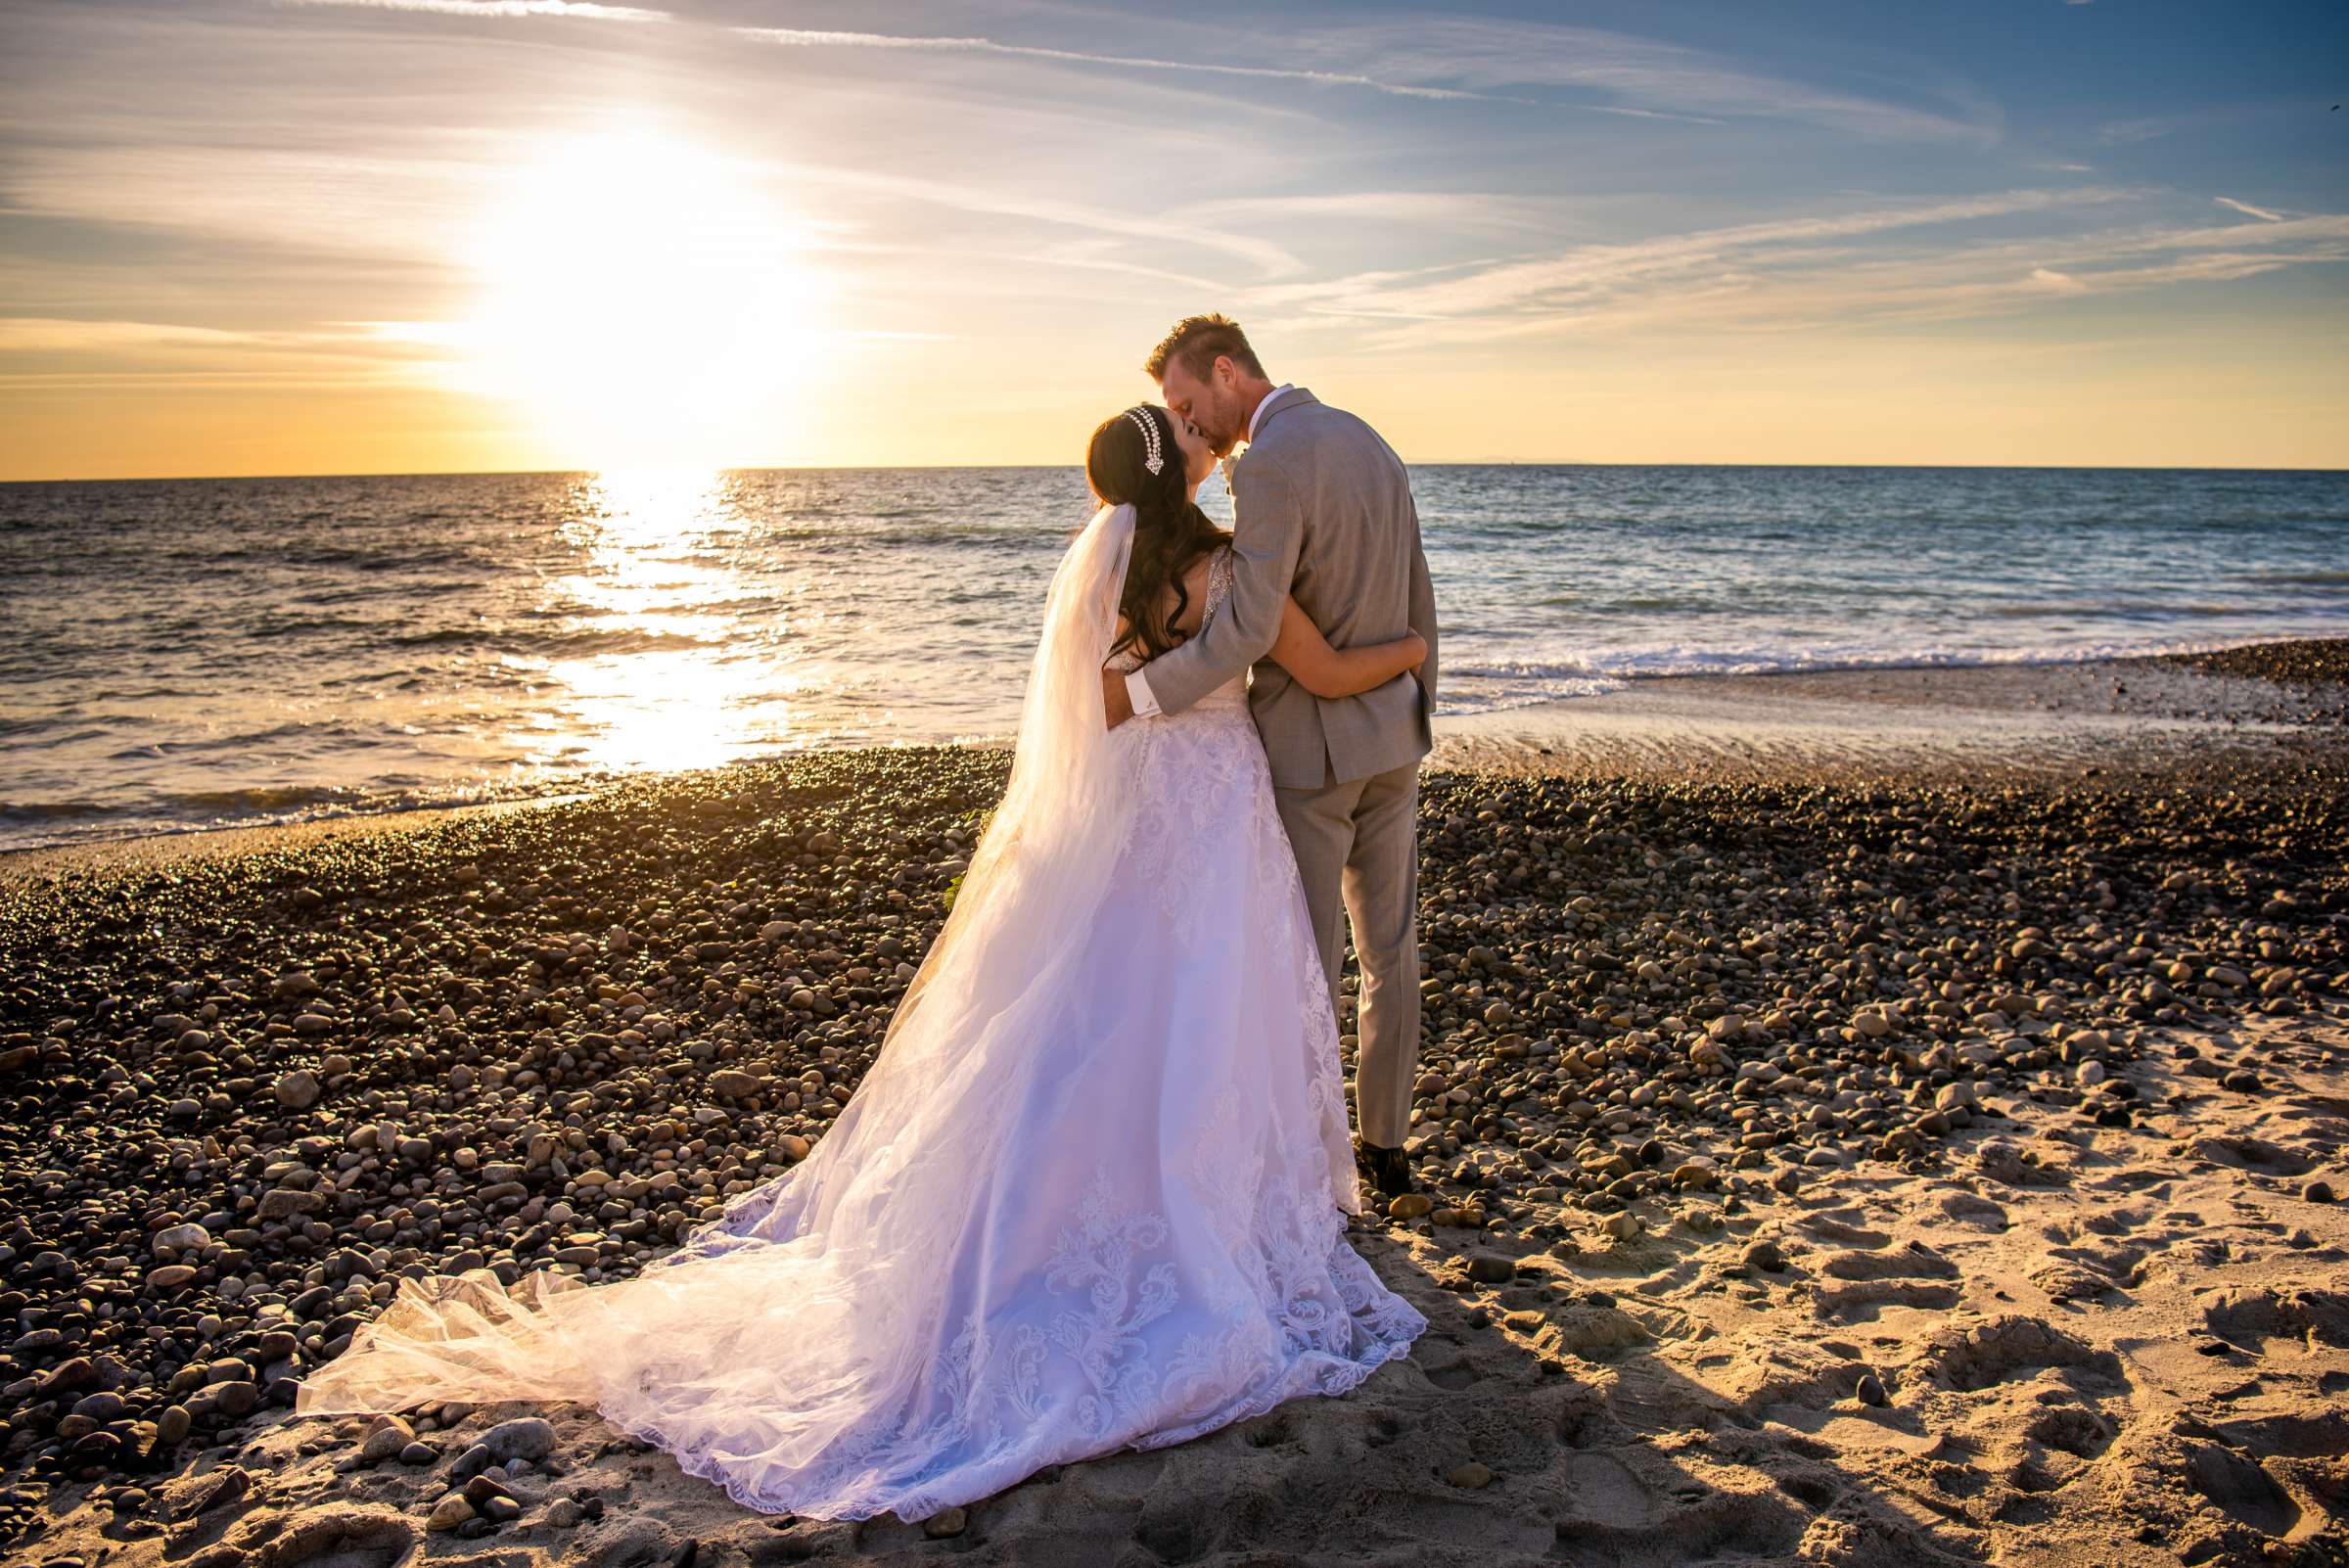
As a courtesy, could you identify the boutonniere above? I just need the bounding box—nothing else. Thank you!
[1218,452,1239,495]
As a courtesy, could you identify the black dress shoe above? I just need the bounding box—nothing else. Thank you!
[1353,1136,1415,1199]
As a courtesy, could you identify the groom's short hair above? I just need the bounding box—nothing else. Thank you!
[1146,314,1265,383]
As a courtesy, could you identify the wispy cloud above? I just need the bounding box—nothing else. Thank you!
[2216,196,2285,222]
[0,145,486,261]
[1313,18,1999,143]
[1189,191,1566,237]
[0,318,263,353]
[734,28,1510,104]
[2097,116,2174,146]
[278,0,668,20]
[1257,188,2132,324]
[0,316,456,394]
[762,160,1307,279]
[1238,194,2349,348]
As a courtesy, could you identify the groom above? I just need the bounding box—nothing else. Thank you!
[1104,313,1438,1200]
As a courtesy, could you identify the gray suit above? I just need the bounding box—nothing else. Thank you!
[1137,387,1436,1147]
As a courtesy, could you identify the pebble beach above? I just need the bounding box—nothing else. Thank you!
[3,644,2347,1568]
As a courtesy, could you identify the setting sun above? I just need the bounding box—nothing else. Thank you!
[455,128,828,470]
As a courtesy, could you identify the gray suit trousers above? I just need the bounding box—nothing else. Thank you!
[1273,758,1420,1149]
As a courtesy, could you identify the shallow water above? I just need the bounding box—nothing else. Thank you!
[3,464,2344,849]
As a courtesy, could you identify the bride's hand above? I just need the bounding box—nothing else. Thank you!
[1102,667,1134,729]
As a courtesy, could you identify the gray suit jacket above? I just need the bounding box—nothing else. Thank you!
[1141,388,1437,789]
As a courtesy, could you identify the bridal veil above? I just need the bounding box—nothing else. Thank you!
[295,506,1147,1464]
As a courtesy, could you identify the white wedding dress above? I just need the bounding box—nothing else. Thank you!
[296,509,1426,1521]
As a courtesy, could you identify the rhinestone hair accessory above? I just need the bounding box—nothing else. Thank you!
[1124,407,1165,476]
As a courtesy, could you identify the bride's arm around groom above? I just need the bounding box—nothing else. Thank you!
[1117,386,1437,792]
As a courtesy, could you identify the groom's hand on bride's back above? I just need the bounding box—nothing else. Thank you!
[1102,667,1134,729]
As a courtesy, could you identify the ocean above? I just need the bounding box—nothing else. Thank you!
[4,464,2345,852]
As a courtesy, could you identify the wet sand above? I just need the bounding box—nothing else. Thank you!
[1434,643,2349,786]
[10,643,2345,888]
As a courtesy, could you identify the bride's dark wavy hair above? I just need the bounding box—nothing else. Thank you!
[1088,405,1228,662]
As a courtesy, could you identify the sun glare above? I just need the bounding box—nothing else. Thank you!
[457,129,828,469]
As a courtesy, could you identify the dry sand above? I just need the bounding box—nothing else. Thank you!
[20,1013,2345,1568]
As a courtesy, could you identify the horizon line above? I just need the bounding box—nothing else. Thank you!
[7,458,2349,484]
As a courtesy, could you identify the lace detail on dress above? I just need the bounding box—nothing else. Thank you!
[1200,542,1236,624]
[1046,1170,1181,1438]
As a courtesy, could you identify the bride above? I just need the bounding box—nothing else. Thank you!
[295,403,1431,1521]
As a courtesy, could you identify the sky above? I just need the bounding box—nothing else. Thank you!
[1,0,2344,479]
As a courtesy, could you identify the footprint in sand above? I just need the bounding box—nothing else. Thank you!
[1797,1213,1892,1249]
[2214,1409,2349,1458]
[1820,1243,1958,1281]
[2192,1134,2317,1177]
[229,1507,417,1568]
[2080,1203,2156,1236]
[1919,1315,2128,1394]
[1558,1449,1659,1527]
[1235,1409,1300,1451]
[2196,1283,2349,1349]
[2024,1404,2116,1460]
[1974,1140,2073,1188]
[1548,1485,1809,1566]
[2187,1445,2302,1538]
[1416,1344,1482,1392]
[1809,1242,1962,1317]
[2033,1238,2148,1302]
[1938,1191,2010,1230]
[1815,1277,1963,1317]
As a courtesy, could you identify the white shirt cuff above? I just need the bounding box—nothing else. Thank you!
[1125,668,1162,718]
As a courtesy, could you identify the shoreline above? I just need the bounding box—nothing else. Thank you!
[8,635,2345,887]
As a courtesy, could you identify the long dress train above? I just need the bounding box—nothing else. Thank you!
[295,523,1426,1521]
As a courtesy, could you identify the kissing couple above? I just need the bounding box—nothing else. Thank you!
[299,313,1444,1522]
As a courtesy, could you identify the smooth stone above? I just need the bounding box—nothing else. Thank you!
[152,1222,209,1255]
[359,1416,415,1463]
[479,1416,556,1462]
[427,1494,476,1532]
